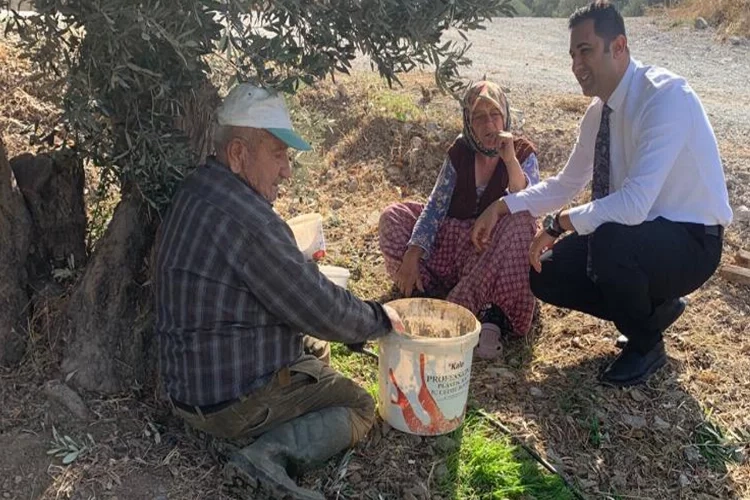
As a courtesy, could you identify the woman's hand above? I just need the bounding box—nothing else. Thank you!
[497,131,527,192]
[497,132,517,166]
[395,246,425,297]
[472,199,508,251]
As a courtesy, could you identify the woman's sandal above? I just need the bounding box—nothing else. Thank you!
[475,323,503,359]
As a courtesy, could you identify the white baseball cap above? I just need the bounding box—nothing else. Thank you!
[216,83,312,151]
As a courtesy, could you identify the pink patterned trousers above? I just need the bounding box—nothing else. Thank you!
[379,202,537,336]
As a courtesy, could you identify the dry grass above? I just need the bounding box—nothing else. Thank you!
[670,0,750,37]
[0,38,64,158]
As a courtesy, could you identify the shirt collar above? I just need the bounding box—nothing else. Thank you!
[606,57,636,112]
[205,155,229,171]
[203,156,272,207]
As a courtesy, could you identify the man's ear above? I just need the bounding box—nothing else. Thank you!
[611,34,628,60]
[226,139,243,175]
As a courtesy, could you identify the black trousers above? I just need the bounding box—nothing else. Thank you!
[530,218,723,352]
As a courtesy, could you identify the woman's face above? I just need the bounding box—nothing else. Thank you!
[470,99,505,150]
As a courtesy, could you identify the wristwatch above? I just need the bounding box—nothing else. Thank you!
[542,211,564,238]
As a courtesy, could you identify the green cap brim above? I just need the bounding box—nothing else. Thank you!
[267,128,312,151]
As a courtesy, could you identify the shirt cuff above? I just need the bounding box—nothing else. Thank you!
[406,239,431,261]
[504,192,529,215]
[367,301,394,338]
[567,202,598,235]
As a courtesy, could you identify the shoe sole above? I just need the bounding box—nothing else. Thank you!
[222,461,288,500]
[599,354,667,388]
[222,460,324,500]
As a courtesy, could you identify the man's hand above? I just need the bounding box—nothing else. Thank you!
[472,200,505,252]
[529,229,557,273]
[383,304,407,334]
[394,246,424,297]
[497,131,517,166]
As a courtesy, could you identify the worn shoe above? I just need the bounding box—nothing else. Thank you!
[600,341,667,387]
[614,298,686,350]
[221,407,352,500]
[475,323,503,359]
[223,453,323,500]
[302,335,331,365]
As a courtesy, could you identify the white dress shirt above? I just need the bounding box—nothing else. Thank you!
[505,58,733,235]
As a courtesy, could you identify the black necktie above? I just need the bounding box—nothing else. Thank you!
[587,104,612,280]
[591,104,612,201]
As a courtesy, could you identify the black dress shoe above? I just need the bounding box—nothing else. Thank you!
[613,298,686,350]
[614,334,629,350]
[600,341,667,387]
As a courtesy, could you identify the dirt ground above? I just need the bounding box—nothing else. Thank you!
[2,13,750,500]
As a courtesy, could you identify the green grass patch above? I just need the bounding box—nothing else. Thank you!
[694,416,746,473]
[330,348,576,499]
[373,89,422,122]
[438,413,576,500]
[587,415,602,448]
[330,342,379,399]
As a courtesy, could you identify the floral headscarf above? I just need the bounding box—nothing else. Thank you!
[461,81,509,157]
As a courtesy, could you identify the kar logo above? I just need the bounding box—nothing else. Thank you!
[449,361,464,370]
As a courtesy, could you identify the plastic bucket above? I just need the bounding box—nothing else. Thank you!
[287,213,326,261]
[377,298,480,436]
[319,265,350,289]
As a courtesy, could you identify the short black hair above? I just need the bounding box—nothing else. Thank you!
[569,1,626,47]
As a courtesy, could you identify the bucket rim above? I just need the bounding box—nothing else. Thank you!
[287,213,323,226]
[383,298,481,344]
[318,265,350,277]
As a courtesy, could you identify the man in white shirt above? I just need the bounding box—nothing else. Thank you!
[471,1,731,387]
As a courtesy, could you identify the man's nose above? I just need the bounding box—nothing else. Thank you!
[571,55,583,73]
[280,158,292,178]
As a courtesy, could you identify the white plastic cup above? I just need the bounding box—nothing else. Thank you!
[378,298,480,436]
[319,265,350,289]
[287,213,326,261]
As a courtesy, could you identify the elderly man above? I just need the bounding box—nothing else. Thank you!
[472,1,731,387]
[154,83,402,500]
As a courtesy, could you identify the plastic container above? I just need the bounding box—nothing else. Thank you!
[319,265,350,289]
[287,213,326,261]
[377,298,481,436]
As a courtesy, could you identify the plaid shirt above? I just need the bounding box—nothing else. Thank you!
[155,158,391,406]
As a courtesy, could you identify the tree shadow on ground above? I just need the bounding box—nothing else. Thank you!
[471,308,742,499]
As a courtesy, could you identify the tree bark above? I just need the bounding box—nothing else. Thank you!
[10,149,87,287]
[62,194,157,393]
[0,138,32,366]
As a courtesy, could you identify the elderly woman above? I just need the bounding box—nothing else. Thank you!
[379,81,540,359]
